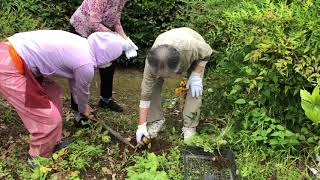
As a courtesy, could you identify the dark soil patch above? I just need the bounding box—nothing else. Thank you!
[211,155,231,170]
[137,139,172,155]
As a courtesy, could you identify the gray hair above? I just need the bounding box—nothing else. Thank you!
[147,45,180,77]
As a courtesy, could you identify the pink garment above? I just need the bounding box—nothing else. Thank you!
[70,0,127,37]
[8,30,124,113]
[0,43,62,157]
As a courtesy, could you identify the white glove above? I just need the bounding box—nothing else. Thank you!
[122,41,131,52]
[126,38,138,50]
[187,72,203,97]
[125,48,137,59]
[136,122,150,145]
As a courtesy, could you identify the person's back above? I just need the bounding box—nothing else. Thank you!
[70,0,126,37]
[153,27,206,47]
[152,27,212,75]
[0,30,125,159]
[8,30,94,78]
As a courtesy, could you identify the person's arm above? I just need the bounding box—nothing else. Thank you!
[193,64,205,73]
[139,62,157,123]
[193,40,212,68]
[71,64,95,116]
[88,0,113,33]
[187,40,212,97]
[114,19,138,59]
[136,62,157,144]
[114,19,128,40]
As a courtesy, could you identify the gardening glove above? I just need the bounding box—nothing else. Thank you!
[136,122,150,145]
[187,72,203,97]
[126,37,138,50]
[125,48,137,59]
[122,40,131,52]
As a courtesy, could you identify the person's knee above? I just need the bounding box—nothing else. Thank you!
[49,105,62,128]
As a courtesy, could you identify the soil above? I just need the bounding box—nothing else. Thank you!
[139,139,172,155]
[211,156,231,170]
[0,102,28,160]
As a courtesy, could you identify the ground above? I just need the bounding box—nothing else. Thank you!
[1,68,317,179]
[0,68,187,179]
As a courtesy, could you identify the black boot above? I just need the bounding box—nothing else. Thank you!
[53,139,71,153]
[99,98,123,112]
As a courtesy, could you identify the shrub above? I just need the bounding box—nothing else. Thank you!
[0,0,81,39]
[122,0,185,48]
[178,0,320,149]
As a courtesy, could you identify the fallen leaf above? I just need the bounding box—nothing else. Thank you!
[102,167,112,175]
[63,130,71,137]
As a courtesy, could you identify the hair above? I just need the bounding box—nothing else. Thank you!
[147,44,180,76]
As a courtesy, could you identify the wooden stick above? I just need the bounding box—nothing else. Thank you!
[89,114,136,149]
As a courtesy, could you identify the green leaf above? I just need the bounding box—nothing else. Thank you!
[248,101,256,106]
[234,78,243,83]
[300,86,320,123]
[235,99,246,104]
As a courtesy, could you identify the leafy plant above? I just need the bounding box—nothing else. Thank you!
[300,79,320,124]
[242,108,308,148]
[1,109,15,123]
[68,140,104,169]
[184,132,228,153]
[127,148,182,180]
[127,153,169,180]
[29,157,52,180]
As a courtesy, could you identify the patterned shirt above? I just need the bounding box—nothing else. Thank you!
[70,0,127,37]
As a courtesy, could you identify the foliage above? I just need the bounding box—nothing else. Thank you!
[242,108,309,148]
[1,109,15,123]
[184,125,228,153]
[122,0,185,48]
[67,140,104,169]
[237,148,311,179]
[127,153,169,180]
[300,79,320,124]
[0,0,81,39]
[0,163,14,180]
[16,140,103,179]
[181,0,320,149]
[177,0,320,178]
[127,147,182,180]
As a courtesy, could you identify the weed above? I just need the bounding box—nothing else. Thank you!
[1,109,15,123]
[127,147,182,180]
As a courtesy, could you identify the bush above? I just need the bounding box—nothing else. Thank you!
[0,0,81,39]
[122,0,185,48]
[178,0,320,150]
[120,0,185,65]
